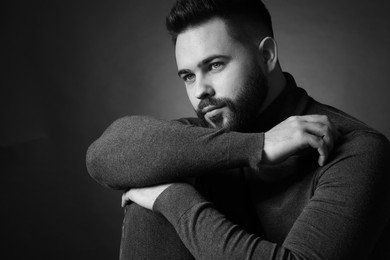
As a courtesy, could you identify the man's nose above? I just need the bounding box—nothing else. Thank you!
[195,77,215,100]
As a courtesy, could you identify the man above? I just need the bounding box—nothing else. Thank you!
[86,0,390,259]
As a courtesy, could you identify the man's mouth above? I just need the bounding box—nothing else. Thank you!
[201,105,224,115]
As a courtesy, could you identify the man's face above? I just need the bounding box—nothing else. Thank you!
[175,18,268,131]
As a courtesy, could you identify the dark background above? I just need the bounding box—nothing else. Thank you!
[3,0,390,259]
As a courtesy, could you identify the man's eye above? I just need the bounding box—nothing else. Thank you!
[183,74,195,82]
[210,62,223,71]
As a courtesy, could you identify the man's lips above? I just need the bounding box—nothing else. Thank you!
[201,105,224,114]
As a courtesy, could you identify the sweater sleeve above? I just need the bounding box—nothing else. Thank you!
[86,115,263,189]
[153,132,390,260]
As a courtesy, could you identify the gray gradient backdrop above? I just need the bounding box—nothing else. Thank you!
[3,0,390,259]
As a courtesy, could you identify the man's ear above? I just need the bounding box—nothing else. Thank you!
[258,36,278,73]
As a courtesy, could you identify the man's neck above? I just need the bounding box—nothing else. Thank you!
[259,64,286,115]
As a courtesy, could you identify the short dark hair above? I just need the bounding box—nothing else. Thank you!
[166,0,274,44]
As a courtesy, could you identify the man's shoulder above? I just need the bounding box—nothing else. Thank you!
[307,99,384,136]
[306,98,389,158]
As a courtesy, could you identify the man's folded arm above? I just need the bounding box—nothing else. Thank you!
[86,115,264,189]
[153,132,390,259]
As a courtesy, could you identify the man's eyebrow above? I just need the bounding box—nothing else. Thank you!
[178,69,192,77]
[177,55,231,77]
[198,54,230,67]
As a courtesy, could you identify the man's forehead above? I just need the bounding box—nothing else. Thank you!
[175,18,236,69]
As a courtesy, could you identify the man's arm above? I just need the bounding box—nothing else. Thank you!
[86,115,263,189]
[130,131,390,259]
[86,115,337,190]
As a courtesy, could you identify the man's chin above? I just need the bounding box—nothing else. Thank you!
[206,117,239,131]
[198,106,241,131]
[205,117,221,129]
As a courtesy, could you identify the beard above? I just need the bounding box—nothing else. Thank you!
[196,67,268,132]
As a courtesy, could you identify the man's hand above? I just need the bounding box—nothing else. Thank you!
[121,183,173,210]
[263,115,340,166]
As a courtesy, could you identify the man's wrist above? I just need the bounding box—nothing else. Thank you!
[226,131,264,171]
[153,183,206,223]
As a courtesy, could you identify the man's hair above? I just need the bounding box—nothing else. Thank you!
[166,0,274,44]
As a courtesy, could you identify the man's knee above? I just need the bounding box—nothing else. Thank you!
[120,203,193,260]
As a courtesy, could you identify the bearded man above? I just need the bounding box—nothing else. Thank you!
[87,0,390,259]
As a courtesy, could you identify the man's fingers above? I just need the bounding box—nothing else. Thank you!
[306,134,328,166]
[121,193,126,207]
[303,122,334,153]
[298,114,331,125]
[264,115,339,167]
[121,190,132,207]
[296,115,337,137]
